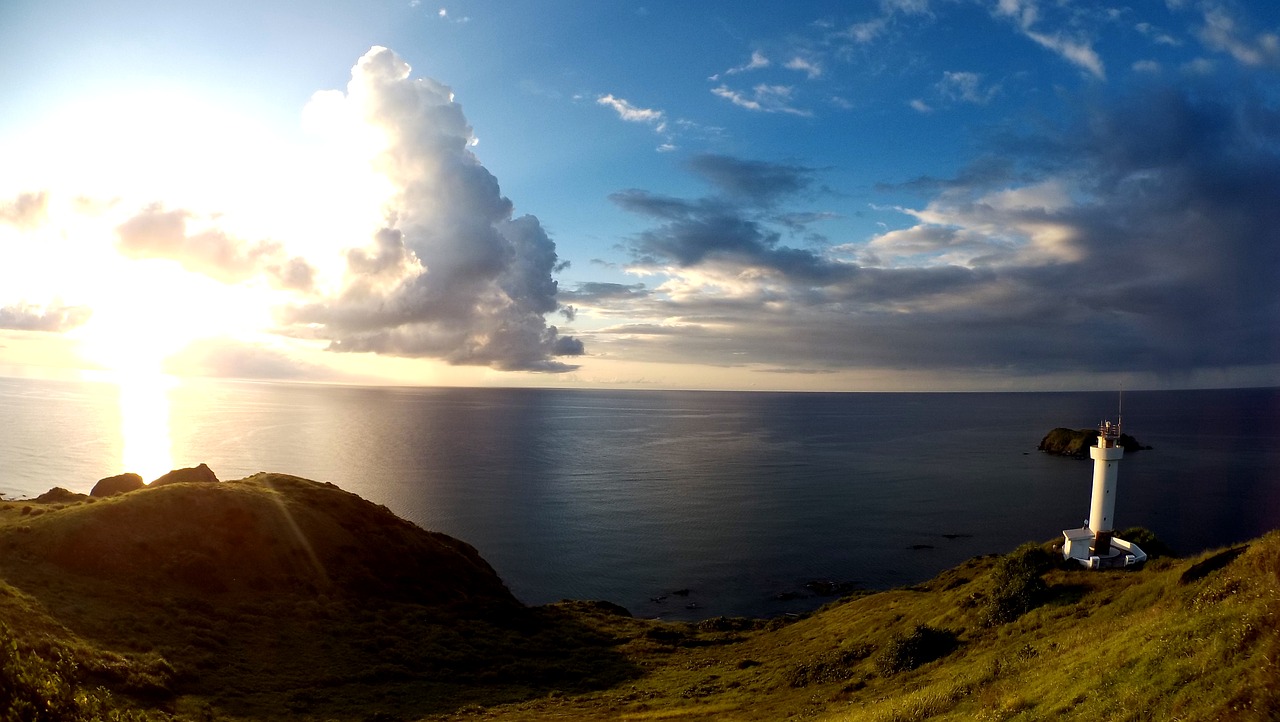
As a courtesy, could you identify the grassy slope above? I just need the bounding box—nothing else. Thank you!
[440,539,1279,722]
[2,476,1278,721]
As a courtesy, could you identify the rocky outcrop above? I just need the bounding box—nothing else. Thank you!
[91,473,145,497]
[33,487,87,504]
[1038,428,1151,458]
[149,463,219,487]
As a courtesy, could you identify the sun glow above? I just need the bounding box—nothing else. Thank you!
[67,256,276,482]
[115,373,175,482]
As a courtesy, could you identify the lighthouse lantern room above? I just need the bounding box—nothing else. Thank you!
[1061,417,1147,569]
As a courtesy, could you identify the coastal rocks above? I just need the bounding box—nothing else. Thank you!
[34,487,87,504]
[149,463,219,487]
[91,473,145,497]
[804,580,860,596]
[1037,428,1151,458]
[774,580,860,602]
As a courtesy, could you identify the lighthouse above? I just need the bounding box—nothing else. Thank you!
[1061,418,1147,569]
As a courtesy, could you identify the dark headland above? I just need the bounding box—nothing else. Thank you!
[1,469,1276,721]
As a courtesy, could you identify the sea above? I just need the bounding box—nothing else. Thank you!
[2,377,1278,620]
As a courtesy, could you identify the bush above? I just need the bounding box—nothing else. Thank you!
[788,644,874,687]
[1118,526,1175,558]
[875,626,958,676]
[979,543,1054,627]
[0,623,151,722]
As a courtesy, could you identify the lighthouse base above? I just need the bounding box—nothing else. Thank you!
[1061,527,1147,570]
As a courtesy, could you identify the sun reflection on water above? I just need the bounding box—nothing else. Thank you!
[116,373,175,482]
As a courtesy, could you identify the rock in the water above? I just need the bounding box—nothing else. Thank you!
[91,473,145,497]
[1038,428,1150,457]
[150,463,219,487]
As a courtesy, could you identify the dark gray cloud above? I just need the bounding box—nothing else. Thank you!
[686,154,818,205]
[0,303,91,332]
[588,79,1280,382]
[0,191,48,230]
[285,47,581,373]
[610,189,852,283]
[116,204,317,291]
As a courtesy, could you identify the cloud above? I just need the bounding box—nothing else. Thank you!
[775,211,839,232]
[843,0,931,44]
[0,192,48,230]
[1196,5,1280,67]
[559,282,651,305]
[720,50,770,77]
[436,7,469,23]
[785,56,823,79]
[0,303,91,332]
[597,93,675,149]
[1135,21,1180,47]
[610,188,850,284]
[711,84,812,116]
[163,337,343,381]
[937,71,999,104]
[994,0,1106,79]
[597,94,667,131]
[115,204,316,291]
[846,17,889,44]
[685,154,818,205]
[286,47,581,373]
[584,81,1280,380]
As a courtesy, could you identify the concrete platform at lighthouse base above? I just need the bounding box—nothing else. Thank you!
[1062,527,1148,569]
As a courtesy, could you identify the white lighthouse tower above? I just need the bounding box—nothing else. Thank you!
[1061,417,1147,569]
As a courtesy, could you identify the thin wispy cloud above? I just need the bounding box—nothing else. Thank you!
[994,0,1106,79]
[937,71,999,104]
[719,50,770,78]
[596,94,667,131]
[596,94,675,150]
[1196,5,1280,67]
[436,7,469,23]
[711,84,812,117]
[785,56,823,79]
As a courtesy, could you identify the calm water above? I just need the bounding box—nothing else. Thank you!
[2,377,1278,619]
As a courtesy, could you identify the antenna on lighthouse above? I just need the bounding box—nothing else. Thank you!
[1118,389,1123,436]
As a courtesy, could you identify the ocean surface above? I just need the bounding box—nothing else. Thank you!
[2,377,1278,620]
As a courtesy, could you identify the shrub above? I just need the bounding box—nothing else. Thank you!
[875,626,958,676]
[1,624,111,721]
[788,644,874,687]
[1118,526,1175,558]
[0,623,170,721]
[979,543,1054,627]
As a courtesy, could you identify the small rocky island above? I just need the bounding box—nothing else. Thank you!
[1038,427,1151,457]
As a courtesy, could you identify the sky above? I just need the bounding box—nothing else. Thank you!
[1,0,1278,391]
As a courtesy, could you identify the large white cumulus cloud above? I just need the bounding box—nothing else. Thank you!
[289,47,581,372]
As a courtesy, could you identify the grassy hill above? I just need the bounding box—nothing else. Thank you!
[2,474,1277,721]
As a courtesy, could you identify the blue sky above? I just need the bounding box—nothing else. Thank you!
[1,0,1278,390]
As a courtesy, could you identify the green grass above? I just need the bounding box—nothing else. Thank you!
[2,475,1278,721]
